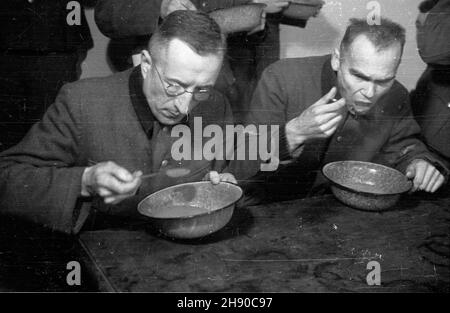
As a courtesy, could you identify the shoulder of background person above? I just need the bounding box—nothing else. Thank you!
[59,68,136,107]
[417,0,450,65]
[378,80,412,117]
[261,54,332,89]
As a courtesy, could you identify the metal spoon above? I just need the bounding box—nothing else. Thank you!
[87,160,191,179]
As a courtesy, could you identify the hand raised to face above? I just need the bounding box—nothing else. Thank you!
[285,87,346,153]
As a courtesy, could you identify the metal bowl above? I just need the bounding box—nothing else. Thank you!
[322,161,412,211]
[282,1,323,20]
[138,182,243,239]
[209,3,267,33]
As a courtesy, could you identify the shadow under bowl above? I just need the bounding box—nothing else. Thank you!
[322,161,412,211]
[138,181,243,239]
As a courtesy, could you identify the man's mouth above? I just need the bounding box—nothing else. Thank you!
[164,111,181,119]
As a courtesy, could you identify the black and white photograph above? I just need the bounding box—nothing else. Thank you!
[0,0,449,298]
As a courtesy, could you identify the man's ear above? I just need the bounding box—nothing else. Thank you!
[331,47,340,71]
[140,50,153,79]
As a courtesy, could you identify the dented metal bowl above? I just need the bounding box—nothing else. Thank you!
[282,1,323,20]
[322,161,412,211]
[138,182,243,239]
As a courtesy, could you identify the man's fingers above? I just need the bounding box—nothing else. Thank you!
[97,187,113,197]
[319,114,343,134]
[107,176,140,195]
[104,162,134,182]
[426,170,442,192]
[220,173,238,184]
[316,111,344,125]
[104,194,129,205]
[316,87,337,106]
[94,168,141,195]
[405,164,415,179]
[430,175,445,193]
[270,2,290,11]
[412,163,426,191]
[419,166,436,190]
[208,171,221,185]
[314,98,346,115]
[181,0,197,11]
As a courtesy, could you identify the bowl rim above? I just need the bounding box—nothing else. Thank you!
[322,160,413,196]
[137,181,243,220]
[286,1,323,8]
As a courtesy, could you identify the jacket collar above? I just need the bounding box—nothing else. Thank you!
[129,65,155,137]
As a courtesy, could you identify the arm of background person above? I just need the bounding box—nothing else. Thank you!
[95,0,164,38]
[228,62,293,182]
[374,85,449,181]
[0,85,90,234]
[94,0,253,39]
[417,0,450,65]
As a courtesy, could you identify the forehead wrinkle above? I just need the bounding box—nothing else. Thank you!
[348,66,396,82]
[343,51,399,82]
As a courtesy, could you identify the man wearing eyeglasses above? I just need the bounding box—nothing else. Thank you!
[0,11,236,234]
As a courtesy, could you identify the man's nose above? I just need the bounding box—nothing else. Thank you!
[362,82,376,99]
[174,93,193,115]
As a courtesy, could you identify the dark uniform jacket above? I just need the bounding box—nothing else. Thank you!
[413,0,450,161]
[0,0,93,53]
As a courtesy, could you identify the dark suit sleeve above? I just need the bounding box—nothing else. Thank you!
[0,85,90,234]
[95,0,163,38]
[417,0,450,65]
[94,0,252,39]
[228,63,293,206]
[246,63,294,162]
[376,89,449,179]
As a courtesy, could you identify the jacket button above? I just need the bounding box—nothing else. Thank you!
[336,136,343,142]
[161,160,168,167]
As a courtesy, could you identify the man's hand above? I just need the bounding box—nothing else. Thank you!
[252,0,289,14]
[285,87,346,153]
[81,161,143,204]
[161,0,197,18]
[203,171,238,185]
[406,159,445,193]
[248,11,267,35]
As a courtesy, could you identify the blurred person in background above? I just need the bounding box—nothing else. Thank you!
[94,0,322,123]
[411,0,450,194]
[0,0,94,151]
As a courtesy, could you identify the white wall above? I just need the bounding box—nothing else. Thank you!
[82,0,426,90]
[80,7,113,79]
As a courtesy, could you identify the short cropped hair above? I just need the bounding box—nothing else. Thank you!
[149,10,226,59]
[340,18,406,55]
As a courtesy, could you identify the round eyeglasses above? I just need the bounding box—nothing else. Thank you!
[153,63,212,102]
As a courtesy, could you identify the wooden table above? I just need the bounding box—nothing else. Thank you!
[79,194,450,292]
